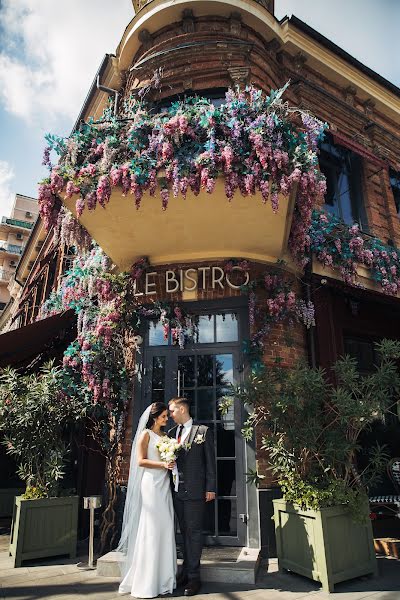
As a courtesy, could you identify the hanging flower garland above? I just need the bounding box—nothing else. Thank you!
[309,210,400,295]
[247,268,315,349]
[38,83,327,264]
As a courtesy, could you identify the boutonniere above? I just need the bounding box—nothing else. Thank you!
[194,433,206,445]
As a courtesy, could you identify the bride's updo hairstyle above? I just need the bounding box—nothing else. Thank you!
[146,402,168,430]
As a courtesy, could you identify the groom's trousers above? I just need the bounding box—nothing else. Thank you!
[173,496,205,582]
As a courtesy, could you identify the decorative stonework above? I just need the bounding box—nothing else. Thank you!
[228,66,250,85]
[138,29,153,51]
[291,52,307,73]
[363,98,375,116]
[343,85,357,106]
[229,12,242,36]
[266,38,281,55]
[182,78,193,90]
[181,9,195,34]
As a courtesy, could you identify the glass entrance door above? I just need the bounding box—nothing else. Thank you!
[143,311,246,546]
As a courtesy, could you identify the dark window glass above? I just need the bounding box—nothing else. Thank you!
[154,88,228,113]
[152,356,165,388]
[343,336,379,375]
[319,136,368,230]
[216,423,235,457]
[218,499,237,535]
[197,389,214,420]
[197,355,213,386]
[217,461,236,496]
[389,169,400,217]
[178,355,195,387]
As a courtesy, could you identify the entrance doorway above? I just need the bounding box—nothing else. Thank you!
[142,308,246,546]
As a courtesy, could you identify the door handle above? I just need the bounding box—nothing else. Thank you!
[177,369,181,396]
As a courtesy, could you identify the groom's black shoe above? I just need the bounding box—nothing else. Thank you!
[184,580,201,596]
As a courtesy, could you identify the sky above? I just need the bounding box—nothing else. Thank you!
[0,0,399,217]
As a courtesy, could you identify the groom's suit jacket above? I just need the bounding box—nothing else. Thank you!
[168,423,216,500]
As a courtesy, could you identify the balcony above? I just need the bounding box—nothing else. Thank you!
[0,269,13,284]
[0,242,23,256]
[64,182,296,271]
[1,217,34,230]
[41,84,326,274]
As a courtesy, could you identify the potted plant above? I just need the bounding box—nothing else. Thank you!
[0,361,83,567]
[238,339,400,592]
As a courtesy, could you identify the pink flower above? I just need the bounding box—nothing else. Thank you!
[96,175,111,207]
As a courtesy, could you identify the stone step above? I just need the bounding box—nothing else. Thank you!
[97,547,260,584]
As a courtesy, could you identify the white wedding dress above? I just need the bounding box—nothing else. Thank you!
[119,429,177,598]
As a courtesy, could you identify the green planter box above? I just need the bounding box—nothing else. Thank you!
[273,499,378,592]
[0,488,25,517]
[9,496,79,567]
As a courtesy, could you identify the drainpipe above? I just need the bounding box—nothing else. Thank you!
[303,253,317,368]
[97,75,119,118]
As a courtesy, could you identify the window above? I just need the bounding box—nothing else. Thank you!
[343,335,379,375]
[319,135,368,230]
[148,312,238,346]
[153,88,228,114]
[389,169,400,217]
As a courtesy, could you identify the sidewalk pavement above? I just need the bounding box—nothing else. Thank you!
[1,533,399,600]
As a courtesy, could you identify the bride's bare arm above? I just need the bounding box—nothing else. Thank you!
[137,431,173,469]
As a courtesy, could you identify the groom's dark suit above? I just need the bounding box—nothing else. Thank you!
[169,422,216,582]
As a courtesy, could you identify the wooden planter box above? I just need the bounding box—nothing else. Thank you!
[273,499,378,592]
[9,496,79,567]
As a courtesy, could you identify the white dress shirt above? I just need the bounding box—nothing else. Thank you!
[176,418,193,444]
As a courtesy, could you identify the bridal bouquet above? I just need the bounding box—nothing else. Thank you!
[156,437,181,491]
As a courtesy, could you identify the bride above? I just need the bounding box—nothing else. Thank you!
[117,402,177,598]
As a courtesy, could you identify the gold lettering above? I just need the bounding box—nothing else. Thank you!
[212,266,224,289]
[226,266,250,290]
[198,267,210,289]
[145,272,157,295]
[184,268,197,291]
[166,270,179,293]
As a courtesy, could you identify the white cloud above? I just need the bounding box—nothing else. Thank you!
[0,0,133,124]
[0,160,15,217]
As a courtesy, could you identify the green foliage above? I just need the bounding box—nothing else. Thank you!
[0,361,84,497]
[238,339,400,517]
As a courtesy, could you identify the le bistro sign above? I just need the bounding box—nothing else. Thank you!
[134,265,250,296]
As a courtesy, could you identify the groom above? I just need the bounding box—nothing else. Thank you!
[168,397,216,596]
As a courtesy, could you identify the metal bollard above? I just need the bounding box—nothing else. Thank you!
[77,495,102,570]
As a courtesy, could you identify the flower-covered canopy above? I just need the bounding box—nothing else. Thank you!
[39,84,327,266]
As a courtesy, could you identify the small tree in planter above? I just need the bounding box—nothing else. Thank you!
[0,361,84,566]
[238,339,400,592]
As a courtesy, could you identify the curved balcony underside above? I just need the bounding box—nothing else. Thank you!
[64,180,296,271]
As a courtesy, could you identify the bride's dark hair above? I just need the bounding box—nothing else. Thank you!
[146,402,168,429]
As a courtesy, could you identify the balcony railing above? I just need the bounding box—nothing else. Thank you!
[0,269,13,282]
[0,242,23,255]
[1,217,34,229]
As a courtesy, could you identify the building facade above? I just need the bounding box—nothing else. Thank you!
[0,194,38,321]
[1,0,400,557]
